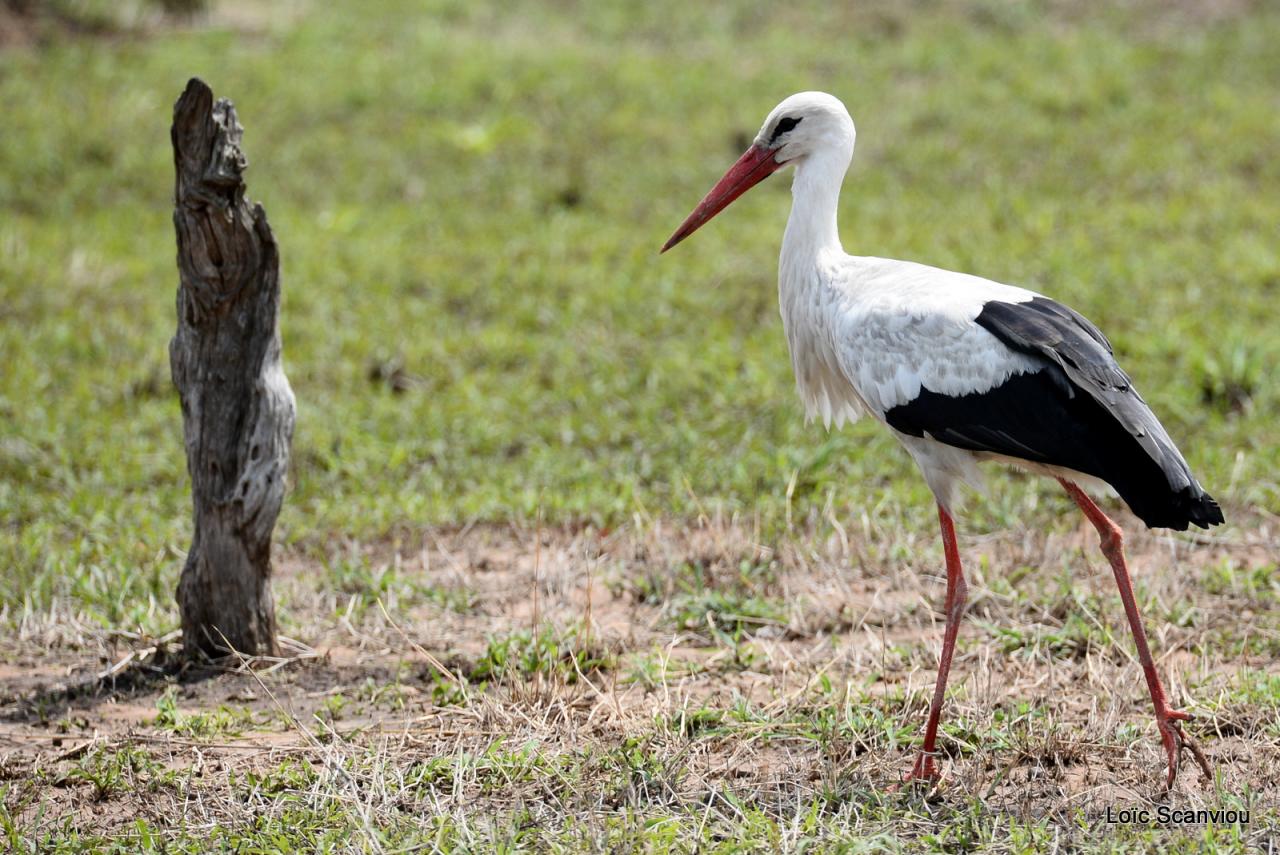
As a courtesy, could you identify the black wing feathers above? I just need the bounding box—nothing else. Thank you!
[885,297,1223,531]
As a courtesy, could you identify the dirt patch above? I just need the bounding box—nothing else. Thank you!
[2,515,1278,843]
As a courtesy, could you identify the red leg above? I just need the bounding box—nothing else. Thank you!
[1058,479,1212,790]
[905,504,969,784]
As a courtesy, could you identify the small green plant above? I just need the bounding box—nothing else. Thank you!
[668,590,786,643]
[324,557,475,616]
[665,706,727,739]
[66,746,170,801]
[1198,342,1263,416]
[319,693,350,722]
[237,759,317,795]
[623,649,704,689]
[153,689,255,739]
[427,671,468,706]
[470,625,612,684]
[1202,560,1279,601]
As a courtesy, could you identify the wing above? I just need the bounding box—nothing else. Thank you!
[824,257,1046,417]
[878,292,1222,530]
[971,297,1180,478]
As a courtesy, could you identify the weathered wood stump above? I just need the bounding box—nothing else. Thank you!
[170,77,294,659]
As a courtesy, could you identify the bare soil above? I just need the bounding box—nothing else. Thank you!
[2,514,1278,842]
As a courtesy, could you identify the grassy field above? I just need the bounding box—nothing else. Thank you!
[1,0,1279,850]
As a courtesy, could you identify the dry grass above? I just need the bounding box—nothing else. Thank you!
[2,513,1277,850]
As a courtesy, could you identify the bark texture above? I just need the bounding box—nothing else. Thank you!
[170,77,294,659]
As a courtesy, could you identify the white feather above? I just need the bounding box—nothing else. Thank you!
[765,92,1059,509]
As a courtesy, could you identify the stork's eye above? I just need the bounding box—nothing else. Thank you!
[770,116,802,142]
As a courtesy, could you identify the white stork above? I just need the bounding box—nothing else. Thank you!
[662,91,1222,789]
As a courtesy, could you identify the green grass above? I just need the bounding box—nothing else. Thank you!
[2,0,1278,626]
[322,554,475,616]
[152,688,259,738]
[469,624,612,684]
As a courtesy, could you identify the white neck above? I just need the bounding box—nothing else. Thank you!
[780,148,849,268]
[776,143,855,427]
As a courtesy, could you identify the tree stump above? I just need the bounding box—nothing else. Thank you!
[169,77,295,659]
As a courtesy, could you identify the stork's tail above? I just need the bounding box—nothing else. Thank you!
[1106,406,1225,532]
[1120,474,1224,532]
[1175,485,1224,530]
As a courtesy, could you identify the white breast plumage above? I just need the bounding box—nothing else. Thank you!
[778,248,869,428]
[782,255,1045,427]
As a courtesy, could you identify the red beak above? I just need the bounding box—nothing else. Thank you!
[661,144,783,253]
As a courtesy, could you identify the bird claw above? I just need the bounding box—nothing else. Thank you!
[898,752,941,789]
[1156,708,1212,792]
[885,753,941,793]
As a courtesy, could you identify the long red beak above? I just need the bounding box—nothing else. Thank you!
[661,144,782,253]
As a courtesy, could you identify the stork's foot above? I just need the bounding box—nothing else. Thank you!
[904,751,941,786]
[885,751,942,793]
[1155,707,1212,791]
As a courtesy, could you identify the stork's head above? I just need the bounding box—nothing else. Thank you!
[661,91,855,253]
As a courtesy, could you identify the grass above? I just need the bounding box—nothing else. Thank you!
[1,0,1279,850]
[3,521,1278,851]
[469,624,612,685]
[152,688,259,738]
[2,0,1279,623]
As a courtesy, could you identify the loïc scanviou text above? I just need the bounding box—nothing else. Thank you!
[1105,806,1249,826]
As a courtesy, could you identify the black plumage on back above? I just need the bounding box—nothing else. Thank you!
[885,297,1224,531]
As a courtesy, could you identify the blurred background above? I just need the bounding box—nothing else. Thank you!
[1,0,1277,628]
